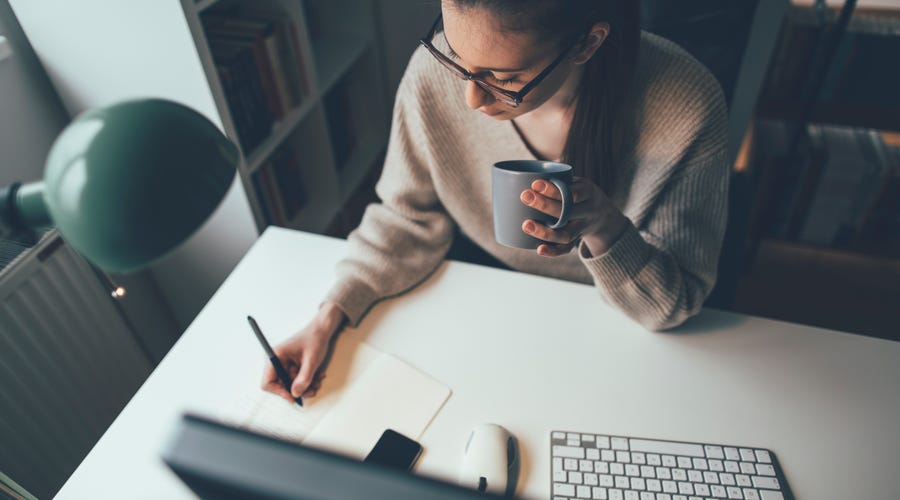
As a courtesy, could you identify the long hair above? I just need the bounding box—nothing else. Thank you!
[451,0,641,190]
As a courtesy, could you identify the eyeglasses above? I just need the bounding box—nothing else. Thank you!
[419,13,580,108]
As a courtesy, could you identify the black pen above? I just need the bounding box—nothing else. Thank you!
[247,315,303,407]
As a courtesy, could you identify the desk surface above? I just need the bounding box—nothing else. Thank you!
[58,227,900,499]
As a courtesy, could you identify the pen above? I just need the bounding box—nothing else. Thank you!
[247,315,303,407]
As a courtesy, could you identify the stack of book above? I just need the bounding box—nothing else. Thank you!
[754,120,900,254]
[254,143,308,227]
[204,8,312,154]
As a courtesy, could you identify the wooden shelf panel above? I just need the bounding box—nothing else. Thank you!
[245,99,317,174]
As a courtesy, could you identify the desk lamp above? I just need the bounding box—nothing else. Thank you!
[0,98,238,277]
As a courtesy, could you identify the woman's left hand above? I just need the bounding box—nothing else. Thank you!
[520,177,630,258]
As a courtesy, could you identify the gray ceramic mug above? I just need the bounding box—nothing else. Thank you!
[492,160,574,249]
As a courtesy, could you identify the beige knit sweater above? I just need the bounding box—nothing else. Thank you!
[326,32,729,331]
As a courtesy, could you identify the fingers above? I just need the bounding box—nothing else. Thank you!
[291,347,324,398]
[537,242,577,257]
[261,364,296,403]
[522,219,586,246]
[528,178,593,203]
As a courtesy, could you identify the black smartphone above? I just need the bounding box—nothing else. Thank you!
[364,429,423,471]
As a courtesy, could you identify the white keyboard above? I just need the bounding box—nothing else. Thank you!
[550,431,792,500]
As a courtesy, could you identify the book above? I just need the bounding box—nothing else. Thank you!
[272,145,308,221]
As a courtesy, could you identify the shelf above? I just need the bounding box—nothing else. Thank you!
[245,99,317,174]
[193,0,220,14]
[338,133,388,204]
[757,101,900,133]
[312,35,371,96]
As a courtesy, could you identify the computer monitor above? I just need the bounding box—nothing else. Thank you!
[162,414,511,500]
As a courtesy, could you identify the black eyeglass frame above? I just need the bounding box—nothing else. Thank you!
[418,13,583,108]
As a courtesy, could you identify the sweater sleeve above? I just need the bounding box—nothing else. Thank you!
[324,67,455,326]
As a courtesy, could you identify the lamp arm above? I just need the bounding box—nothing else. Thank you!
[0,181,52,239]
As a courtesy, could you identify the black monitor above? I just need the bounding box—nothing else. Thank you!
[162,414,511,500]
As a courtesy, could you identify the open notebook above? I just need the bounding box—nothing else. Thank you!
[221,335,451,460]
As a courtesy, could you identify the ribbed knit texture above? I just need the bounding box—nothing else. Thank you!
[326,32,729,331]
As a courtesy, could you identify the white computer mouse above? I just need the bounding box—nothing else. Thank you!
[459,423,519,496]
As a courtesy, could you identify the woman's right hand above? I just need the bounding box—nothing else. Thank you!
[260,302,347,402]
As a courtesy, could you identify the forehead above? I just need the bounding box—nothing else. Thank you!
[440,4,549,72]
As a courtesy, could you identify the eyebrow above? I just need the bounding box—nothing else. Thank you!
[444,36,530,73]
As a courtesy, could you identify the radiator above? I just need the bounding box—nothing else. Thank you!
[0,233,152,499]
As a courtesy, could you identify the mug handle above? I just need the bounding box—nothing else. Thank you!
[547,178,572,230]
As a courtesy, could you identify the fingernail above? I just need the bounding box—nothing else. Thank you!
[524,221,535,232]
[521,190,534,203]
[534,180,547,191]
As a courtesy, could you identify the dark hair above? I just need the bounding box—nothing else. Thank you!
[451,0,641,190]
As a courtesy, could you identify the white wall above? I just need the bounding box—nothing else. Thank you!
[8,0,258,328]
[0,1,67,185]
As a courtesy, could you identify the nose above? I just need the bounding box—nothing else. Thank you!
[464,80,494,110]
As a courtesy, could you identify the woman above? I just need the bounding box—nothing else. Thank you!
[263,0,728,401]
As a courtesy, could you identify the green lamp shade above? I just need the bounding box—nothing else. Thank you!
[41,98,238,273]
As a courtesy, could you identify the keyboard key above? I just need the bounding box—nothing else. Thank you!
[592,486,608,499]
[740,449,756,462]
[677,457,692,469]
[624,491,639,500]
[597,436,611,449]
[740,462,756,474]
[554,483,575,496]
[759,491,784,500]
[755,450,772,464]
[704,471,719,483]
[743,488,760,500]
[687,470,702,483]
[630,439,704,458]
[736,475,752,487]
[617,451,632,463]
[626,464,640,477]
[710,485,727,497]
[692,458,708,470]
[709,459,724,472]
[662,455,677,467]
[705,445,725,459]
[647,454,662,466]
[662,480,678,493]
[639,492,654,500]
[611,463,625,475]
[615,476,630,489]
[724,447,740,460]
[646,479,662,492]
[602,450,616,462]
[585,473,599,486]
[594,461,609,474]
[565,458,578,470]
[632,452,646,465]
[608,489,623,500]
[671,469,686,481]
[756,464,775,476]
[581,460,594,472]
[612,437,629,450]
[599,474,614,487]
[719,473,736,485]
[727,486,744,499]
[583,434,596,443]
[569,471,583,484]
[577,484,591,498]
[570,437,582,446]
[588,448,601,460]
[568,433,581,441]
[694,483,711,496]
[656,467,671,480]
[555,445,586,459]
[553,432,566,440]
[554,457,563,471]
[656,494,671,500]
[751,476,780,490]
[724,461,740,473]
[677,482,694,495]
[640,465,655,478]
[553,469,567,482]
[631,477,646,490]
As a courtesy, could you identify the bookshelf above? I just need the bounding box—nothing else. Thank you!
[181,0,391,234]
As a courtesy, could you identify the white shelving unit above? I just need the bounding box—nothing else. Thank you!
[181,0,390,234]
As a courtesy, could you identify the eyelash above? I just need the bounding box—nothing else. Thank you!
[446,47,518,86]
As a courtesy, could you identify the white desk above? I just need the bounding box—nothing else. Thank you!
[57,227,900,499]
